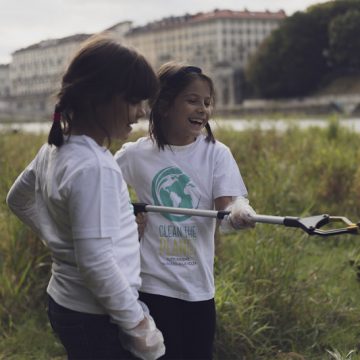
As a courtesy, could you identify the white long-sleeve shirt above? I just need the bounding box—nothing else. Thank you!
[7,135,144,330]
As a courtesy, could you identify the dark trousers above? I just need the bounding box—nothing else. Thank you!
[139,292,216,360]
[47,295,136,360]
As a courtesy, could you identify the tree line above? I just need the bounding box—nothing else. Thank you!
[245,0,360,98]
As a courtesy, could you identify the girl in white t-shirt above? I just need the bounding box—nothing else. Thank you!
[6,34,165,360]
[115,62,256,359]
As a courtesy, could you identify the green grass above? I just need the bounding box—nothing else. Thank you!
[1,119,360,359]
[0,311,65,360]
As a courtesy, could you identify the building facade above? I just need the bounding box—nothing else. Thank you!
[8,34,91,118]
[122,9,285,112]
[3,9,285,118]
[0,64,10,97]
[0,64,11,116]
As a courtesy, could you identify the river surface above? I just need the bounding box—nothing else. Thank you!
[1,118,360,134]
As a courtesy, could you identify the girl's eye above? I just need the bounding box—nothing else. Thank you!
[186,98,212,107]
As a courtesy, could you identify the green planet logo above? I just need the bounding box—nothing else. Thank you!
[152,166,201,222]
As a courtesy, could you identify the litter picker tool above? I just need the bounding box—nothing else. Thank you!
[132,203,359,237]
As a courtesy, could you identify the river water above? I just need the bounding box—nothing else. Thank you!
[1,118,360,134]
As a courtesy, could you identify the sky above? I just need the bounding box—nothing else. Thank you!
[0,0,330,64]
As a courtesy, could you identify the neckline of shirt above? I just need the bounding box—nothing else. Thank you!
[165,135,202,152]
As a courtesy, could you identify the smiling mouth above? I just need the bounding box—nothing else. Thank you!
[189,118,204,126]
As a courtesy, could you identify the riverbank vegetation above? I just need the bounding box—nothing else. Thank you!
[1,120,360,359]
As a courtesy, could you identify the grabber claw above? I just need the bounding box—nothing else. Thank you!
[280,214,359,236]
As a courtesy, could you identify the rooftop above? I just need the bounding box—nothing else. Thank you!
[13,34,91,54]
[127,8,286,34]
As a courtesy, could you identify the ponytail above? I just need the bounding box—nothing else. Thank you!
[205,122,215,144]
[48,104,64,147]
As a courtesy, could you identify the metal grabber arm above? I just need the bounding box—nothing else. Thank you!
[132,203,359,237]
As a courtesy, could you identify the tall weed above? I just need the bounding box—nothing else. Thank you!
[0,133,50,332]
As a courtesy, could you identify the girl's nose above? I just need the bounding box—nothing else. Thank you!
[197,103,206,113]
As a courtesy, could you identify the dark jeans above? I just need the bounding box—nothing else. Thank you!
[47,295,136,360]
[139,292,216,360]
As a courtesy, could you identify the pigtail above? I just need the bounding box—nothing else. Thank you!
[205,122,215,144]
[48,104,64,147]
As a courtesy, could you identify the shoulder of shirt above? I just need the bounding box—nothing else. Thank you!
[198,135,230,152]
[30,143,49,170]
[214,139,231,151]
[60,137,121,175]
[116,137,153,156]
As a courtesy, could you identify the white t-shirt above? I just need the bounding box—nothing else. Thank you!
[7,135,144,330]
[115,135,247,301]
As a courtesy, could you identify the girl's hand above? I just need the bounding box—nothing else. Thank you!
[119,313,165,360]
[229,197,256,229]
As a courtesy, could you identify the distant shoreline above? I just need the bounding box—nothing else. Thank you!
[2,117,360,134]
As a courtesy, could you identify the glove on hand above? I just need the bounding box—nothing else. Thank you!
[119,302,165,360]
[221,197,256,232]
[230,196,256,229]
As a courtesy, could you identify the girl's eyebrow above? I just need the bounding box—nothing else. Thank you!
[183,92,211,98]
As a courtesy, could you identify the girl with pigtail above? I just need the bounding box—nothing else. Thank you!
[7,34,165,360]
[115,61,256,359]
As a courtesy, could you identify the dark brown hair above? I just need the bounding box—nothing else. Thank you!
[149,61,216,150]
[48,33,158,146]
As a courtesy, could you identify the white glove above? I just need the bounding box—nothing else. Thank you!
[119,302,165,360]
[221,197,256,232]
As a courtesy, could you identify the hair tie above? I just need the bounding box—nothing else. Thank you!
[183,66,202,74]
[53,109,61,122]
